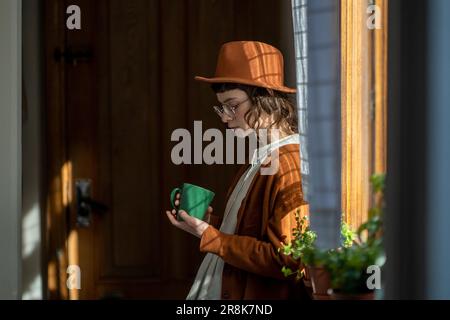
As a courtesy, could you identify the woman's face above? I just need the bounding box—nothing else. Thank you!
[216,89,252,132]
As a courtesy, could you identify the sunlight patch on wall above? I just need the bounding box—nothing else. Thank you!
[22,203,40,257]
[22,274,42,300]
[22,203,42,299]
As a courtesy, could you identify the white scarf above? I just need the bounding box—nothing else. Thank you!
[186,134,300,300]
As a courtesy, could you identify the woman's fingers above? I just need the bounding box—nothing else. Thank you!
[166,211,196,235]
[174,193,181,206]
[166,211,179,225]
[167,211,189,231]
[178,211,191,223]
[178,211,201,228]
[167,210,209,238]
[166,207,212,237]
[207,206,213,213]
[179,211,209,233]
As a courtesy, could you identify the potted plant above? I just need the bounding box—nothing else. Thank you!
[301,246,332,299]
[326,173,386,300]
[281,211,356,300]
[280,212,316,295]
[326,220,385,299]
[301,221,355,300]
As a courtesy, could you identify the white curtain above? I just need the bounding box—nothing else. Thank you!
[292,0,341,249]
[291,0,310,202]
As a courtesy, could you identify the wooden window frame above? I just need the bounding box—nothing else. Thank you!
[341,0,388,230]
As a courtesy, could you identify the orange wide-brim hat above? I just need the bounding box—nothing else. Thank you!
[195,41,296,94]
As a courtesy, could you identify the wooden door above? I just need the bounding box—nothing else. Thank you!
[44,0,288,299]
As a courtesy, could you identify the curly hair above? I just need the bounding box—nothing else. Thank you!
[211,83,298,135]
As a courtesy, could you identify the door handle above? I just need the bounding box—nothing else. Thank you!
[76,179,108,227]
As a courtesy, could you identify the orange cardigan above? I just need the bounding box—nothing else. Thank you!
[200,144,310,300]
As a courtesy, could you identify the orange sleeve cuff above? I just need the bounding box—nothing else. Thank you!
[200,225,226,255]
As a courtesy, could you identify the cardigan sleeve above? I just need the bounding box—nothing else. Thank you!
[200,203,308,280]
[199,153,308,279]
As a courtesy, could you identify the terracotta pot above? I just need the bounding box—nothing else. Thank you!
[308,266,331,297]
[330,290,375,300]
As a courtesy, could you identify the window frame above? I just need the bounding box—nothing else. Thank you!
[340,0,388,230]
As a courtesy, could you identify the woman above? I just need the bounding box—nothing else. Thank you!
[165,41,310,300]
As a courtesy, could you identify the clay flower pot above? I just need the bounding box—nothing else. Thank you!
[308,266,331,300]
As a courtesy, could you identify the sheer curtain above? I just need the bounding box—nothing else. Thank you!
[292,0,341,249]
[291,0,309,202]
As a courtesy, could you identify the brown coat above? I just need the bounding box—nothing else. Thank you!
[200,144,310,300]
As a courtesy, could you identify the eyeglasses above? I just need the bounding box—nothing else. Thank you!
[212,99,249,120]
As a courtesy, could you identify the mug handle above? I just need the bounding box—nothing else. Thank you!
[170,187,181,209]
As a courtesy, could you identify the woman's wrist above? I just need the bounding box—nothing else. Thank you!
[198,223,210,238]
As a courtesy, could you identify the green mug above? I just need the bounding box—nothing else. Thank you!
[170,183,215,221]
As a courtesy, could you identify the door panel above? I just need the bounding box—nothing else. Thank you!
[45,0,287,299]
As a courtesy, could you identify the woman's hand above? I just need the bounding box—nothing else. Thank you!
[165,192,212,238]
